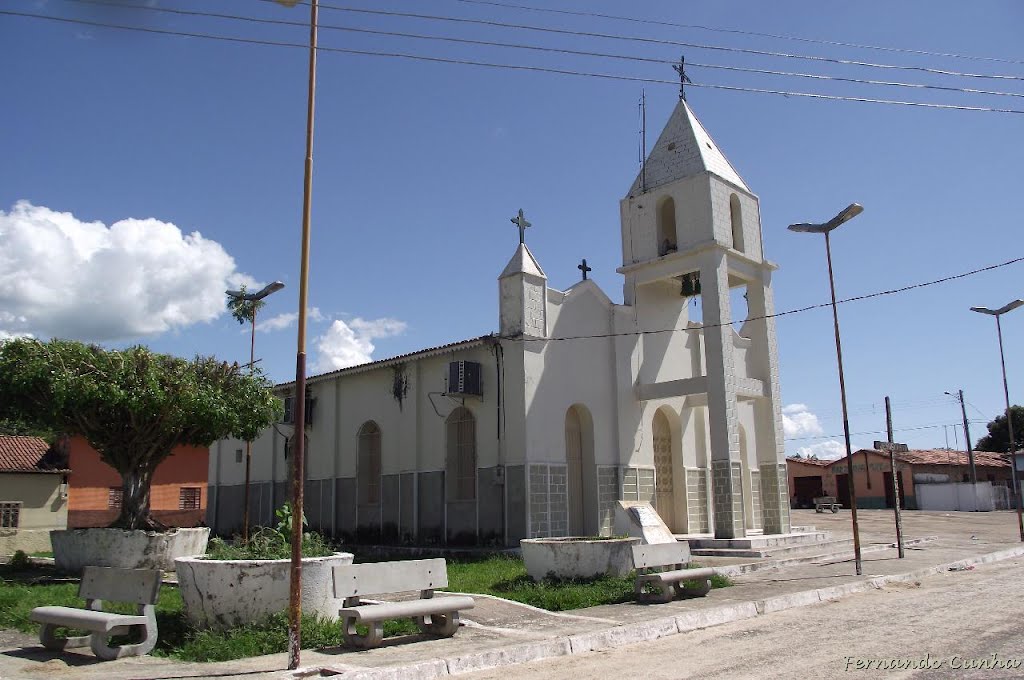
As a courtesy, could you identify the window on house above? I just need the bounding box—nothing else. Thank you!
[179,487,201,510]
[0,502,21,529]
[108,487,123,509]
[357,421,382,505]
[446,407,477,501]
[235,448,243,464]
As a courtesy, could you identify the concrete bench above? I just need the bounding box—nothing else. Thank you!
[631,542,717,604]
[814,496,842,513]
[333,558,474,649]
[29,566,161,660]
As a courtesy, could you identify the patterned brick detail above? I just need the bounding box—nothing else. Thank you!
[712,459,744,538]
[685,467,710,533]
[759,462,791,534]
[529,465,549,538]
[637,468,656,504]
[750,469,762,531]
[528,464,568,538]
[621,467,638,500]
[597,466,619,536]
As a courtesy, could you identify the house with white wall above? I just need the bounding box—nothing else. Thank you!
[208,98,790,546]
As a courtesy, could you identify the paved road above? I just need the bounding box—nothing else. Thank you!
[458,557,1024,680]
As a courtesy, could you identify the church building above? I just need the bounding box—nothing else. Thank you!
[207,98,791,546]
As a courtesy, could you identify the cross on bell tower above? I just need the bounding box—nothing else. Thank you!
[510,209,532,244]
[578,259,592,281]
[673,55,692,101]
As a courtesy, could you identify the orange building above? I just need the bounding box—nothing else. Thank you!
[787,449,1014,511]
[66,436,208,528]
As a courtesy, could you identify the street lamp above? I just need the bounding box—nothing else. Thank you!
[789,203,865,575]
[226,280,285,543]
[970,299,1024,542]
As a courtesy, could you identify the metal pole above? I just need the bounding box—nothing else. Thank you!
[885,396,905,558]
[289,0,318,669]
[242,307,257,543]
[958,390,977,487]
[995,315,1024,542]
[824,231,862,575]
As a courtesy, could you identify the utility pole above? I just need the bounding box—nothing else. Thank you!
[948,390,978,486]
[875,396,905,559]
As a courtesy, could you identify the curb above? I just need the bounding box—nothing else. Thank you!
[296,545,1024,680]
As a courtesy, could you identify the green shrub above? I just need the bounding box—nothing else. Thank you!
[8,550,30,570]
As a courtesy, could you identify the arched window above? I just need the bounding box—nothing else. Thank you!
[357,421,381,505]
[446,407,476,501]
[657,196,678,256]
[730,194,745,253]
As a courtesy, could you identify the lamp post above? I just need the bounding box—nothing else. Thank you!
[970,299,1024,542]
[226,281,285,542]
[789,203,864,575]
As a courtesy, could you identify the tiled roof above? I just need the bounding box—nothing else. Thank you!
[853,448,1011,469]
[0,435,65,473]
[786,456,830,467]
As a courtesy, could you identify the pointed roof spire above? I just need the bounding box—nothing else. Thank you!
[500,243,546,279]
[628,99,749,197]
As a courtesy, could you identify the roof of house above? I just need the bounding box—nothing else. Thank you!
[278,335,495,388]
[893,448,1011,468]
[0,435,68,474]
[786,456,830,467]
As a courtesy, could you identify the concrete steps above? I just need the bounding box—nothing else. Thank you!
[690,537,854,559]
[679,528,851,558]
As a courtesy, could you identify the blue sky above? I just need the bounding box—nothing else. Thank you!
[2,0,1022,457]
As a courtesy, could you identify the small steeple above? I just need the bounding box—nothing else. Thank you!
[628,99,748,197]
[498,209,547,339]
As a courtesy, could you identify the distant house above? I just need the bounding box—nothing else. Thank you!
[66,436,208,528]
[787,449,1015,511]
[0,435,69,555]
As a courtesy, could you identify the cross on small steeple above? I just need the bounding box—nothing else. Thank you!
[673,55,692,102]
[510,208,531,244]
[578,258,592,281]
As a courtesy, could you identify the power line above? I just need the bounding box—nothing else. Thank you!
[288,0,1024,83]
[450,0,1024,67]
[786,421,963,442]
[54,0,1024,101]
[509,255,1024,344]
[6,9,1024,116]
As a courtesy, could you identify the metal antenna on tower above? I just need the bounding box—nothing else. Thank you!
[639,89,647,194]
[673,55,692,101]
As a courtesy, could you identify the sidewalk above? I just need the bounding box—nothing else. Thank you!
[2,510,1021,680]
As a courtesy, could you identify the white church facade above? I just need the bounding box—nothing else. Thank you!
[207,99,791,546]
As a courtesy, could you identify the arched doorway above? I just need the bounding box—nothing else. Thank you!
[565,405,596,535]
[653,409,676,530]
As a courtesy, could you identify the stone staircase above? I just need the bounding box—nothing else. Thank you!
[679,525,854,558]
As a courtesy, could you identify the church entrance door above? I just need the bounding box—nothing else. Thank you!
[653,410,676,532]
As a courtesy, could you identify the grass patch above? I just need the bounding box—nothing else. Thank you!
[0,555,731,662]
[443,555,730,611]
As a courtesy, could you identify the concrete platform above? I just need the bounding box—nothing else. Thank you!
[680,529,837,557]
[1,510,1022,680]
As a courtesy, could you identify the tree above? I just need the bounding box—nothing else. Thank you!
[0,338,281,530]
[227,283,265,328]
[975,405,1024,453]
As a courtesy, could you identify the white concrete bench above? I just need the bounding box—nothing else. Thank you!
[332,558,474,649]
[631,542,717,604]
[29,566,162,660]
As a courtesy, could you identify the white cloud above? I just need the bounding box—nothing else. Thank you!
[0,200,247,341]
[256,307,323,333]
[314,317,407,372]
[782,403,824,439]
[796,439,846,460]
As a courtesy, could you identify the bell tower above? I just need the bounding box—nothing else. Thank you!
[617,98,790,539]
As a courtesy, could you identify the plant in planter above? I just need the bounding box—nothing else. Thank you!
[0,338,280,570]
[176,503,354,630]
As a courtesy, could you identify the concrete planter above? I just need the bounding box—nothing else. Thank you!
[51,527,210,573]
[520,536,641,581]
[175,552,355,630]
